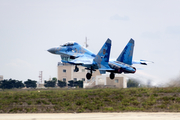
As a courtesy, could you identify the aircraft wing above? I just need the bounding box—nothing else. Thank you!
[132,60,154,65]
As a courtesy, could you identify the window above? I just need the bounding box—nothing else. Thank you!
[63,78,66,82]
[92,77,95,81]
[74,78,77,81]
[63,69,66,72]
[115,79,119,83]
[82,78,85,81]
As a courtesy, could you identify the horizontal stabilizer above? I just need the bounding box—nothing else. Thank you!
[132,59,154,65]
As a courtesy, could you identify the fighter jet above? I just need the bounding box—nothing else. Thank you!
[48,39,113,79]
[48,38,151,80]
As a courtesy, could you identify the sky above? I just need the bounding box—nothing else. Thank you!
[0,0,180,86]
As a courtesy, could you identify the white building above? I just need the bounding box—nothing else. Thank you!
[57,62,100,82]
[0,75,3,81]
[84,74,127,88]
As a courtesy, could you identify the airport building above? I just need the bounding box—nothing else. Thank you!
[57,62,100,82]
[84,74,127,88]
[57,62,127,88]
[0,75,3,81]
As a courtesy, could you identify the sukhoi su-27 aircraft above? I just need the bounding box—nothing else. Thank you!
[48,39,113,79]
[48,38,150,80]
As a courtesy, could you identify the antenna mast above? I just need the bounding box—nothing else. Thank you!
[85,37,89,48]
[39,71,43,84]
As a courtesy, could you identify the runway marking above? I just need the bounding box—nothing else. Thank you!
[0,113,180,120]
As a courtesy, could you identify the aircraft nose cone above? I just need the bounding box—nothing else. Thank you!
[47,48,56,54]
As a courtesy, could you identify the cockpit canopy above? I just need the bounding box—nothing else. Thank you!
[60,41,76,47]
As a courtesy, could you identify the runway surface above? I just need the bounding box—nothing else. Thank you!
[0,112,180,120]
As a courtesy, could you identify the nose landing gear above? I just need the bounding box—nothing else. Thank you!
[86,67,93,80]
[74,65,79,72]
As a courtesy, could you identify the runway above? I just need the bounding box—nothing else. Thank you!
[0,112,180,120]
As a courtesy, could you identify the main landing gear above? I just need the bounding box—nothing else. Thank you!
[86,67,93,80]
[110,72,115,80]
[86,73,92,80]
[74,65,79,72]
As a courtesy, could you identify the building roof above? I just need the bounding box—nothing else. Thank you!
[58,62,73,66]
[0,75,3,80]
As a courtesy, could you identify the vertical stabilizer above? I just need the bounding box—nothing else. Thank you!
[117,38,134,65]
[94,38,111,68]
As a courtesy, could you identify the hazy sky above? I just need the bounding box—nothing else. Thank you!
[0,0,180,85]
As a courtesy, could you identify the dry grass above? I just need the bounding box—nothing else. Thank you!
[1,87,180,113]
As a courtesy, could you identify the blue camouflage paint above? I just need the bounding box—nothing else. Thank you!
[48,39,112,71]
[93,39,112,69]
[117,38,134,65]
[53,42,96,58]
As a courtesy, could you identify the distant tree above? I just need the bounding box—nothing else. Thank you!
[127,79,139,88]
[0,79,13,89]
[68,80,83,88]
[52,77,57,82]
[68,80,74,87]
[44,80,56,87]
[24,79,37,88]
[0,79,25,89]
[57,80,66,88]
[14,80,25,88]
[74,80,83,88]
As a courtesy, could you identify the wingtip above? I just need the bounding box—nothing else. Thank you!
[106,38,111,44]
[129,38,134,44]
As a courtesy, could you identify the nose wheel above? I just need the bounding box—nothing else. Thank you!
[110,72,115,80]
[74,65,79,72]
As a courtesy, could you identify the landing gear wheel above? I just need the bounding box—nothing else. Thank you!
[86,73,92,80]
[74,66,79,72]
[110,73,115,80]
